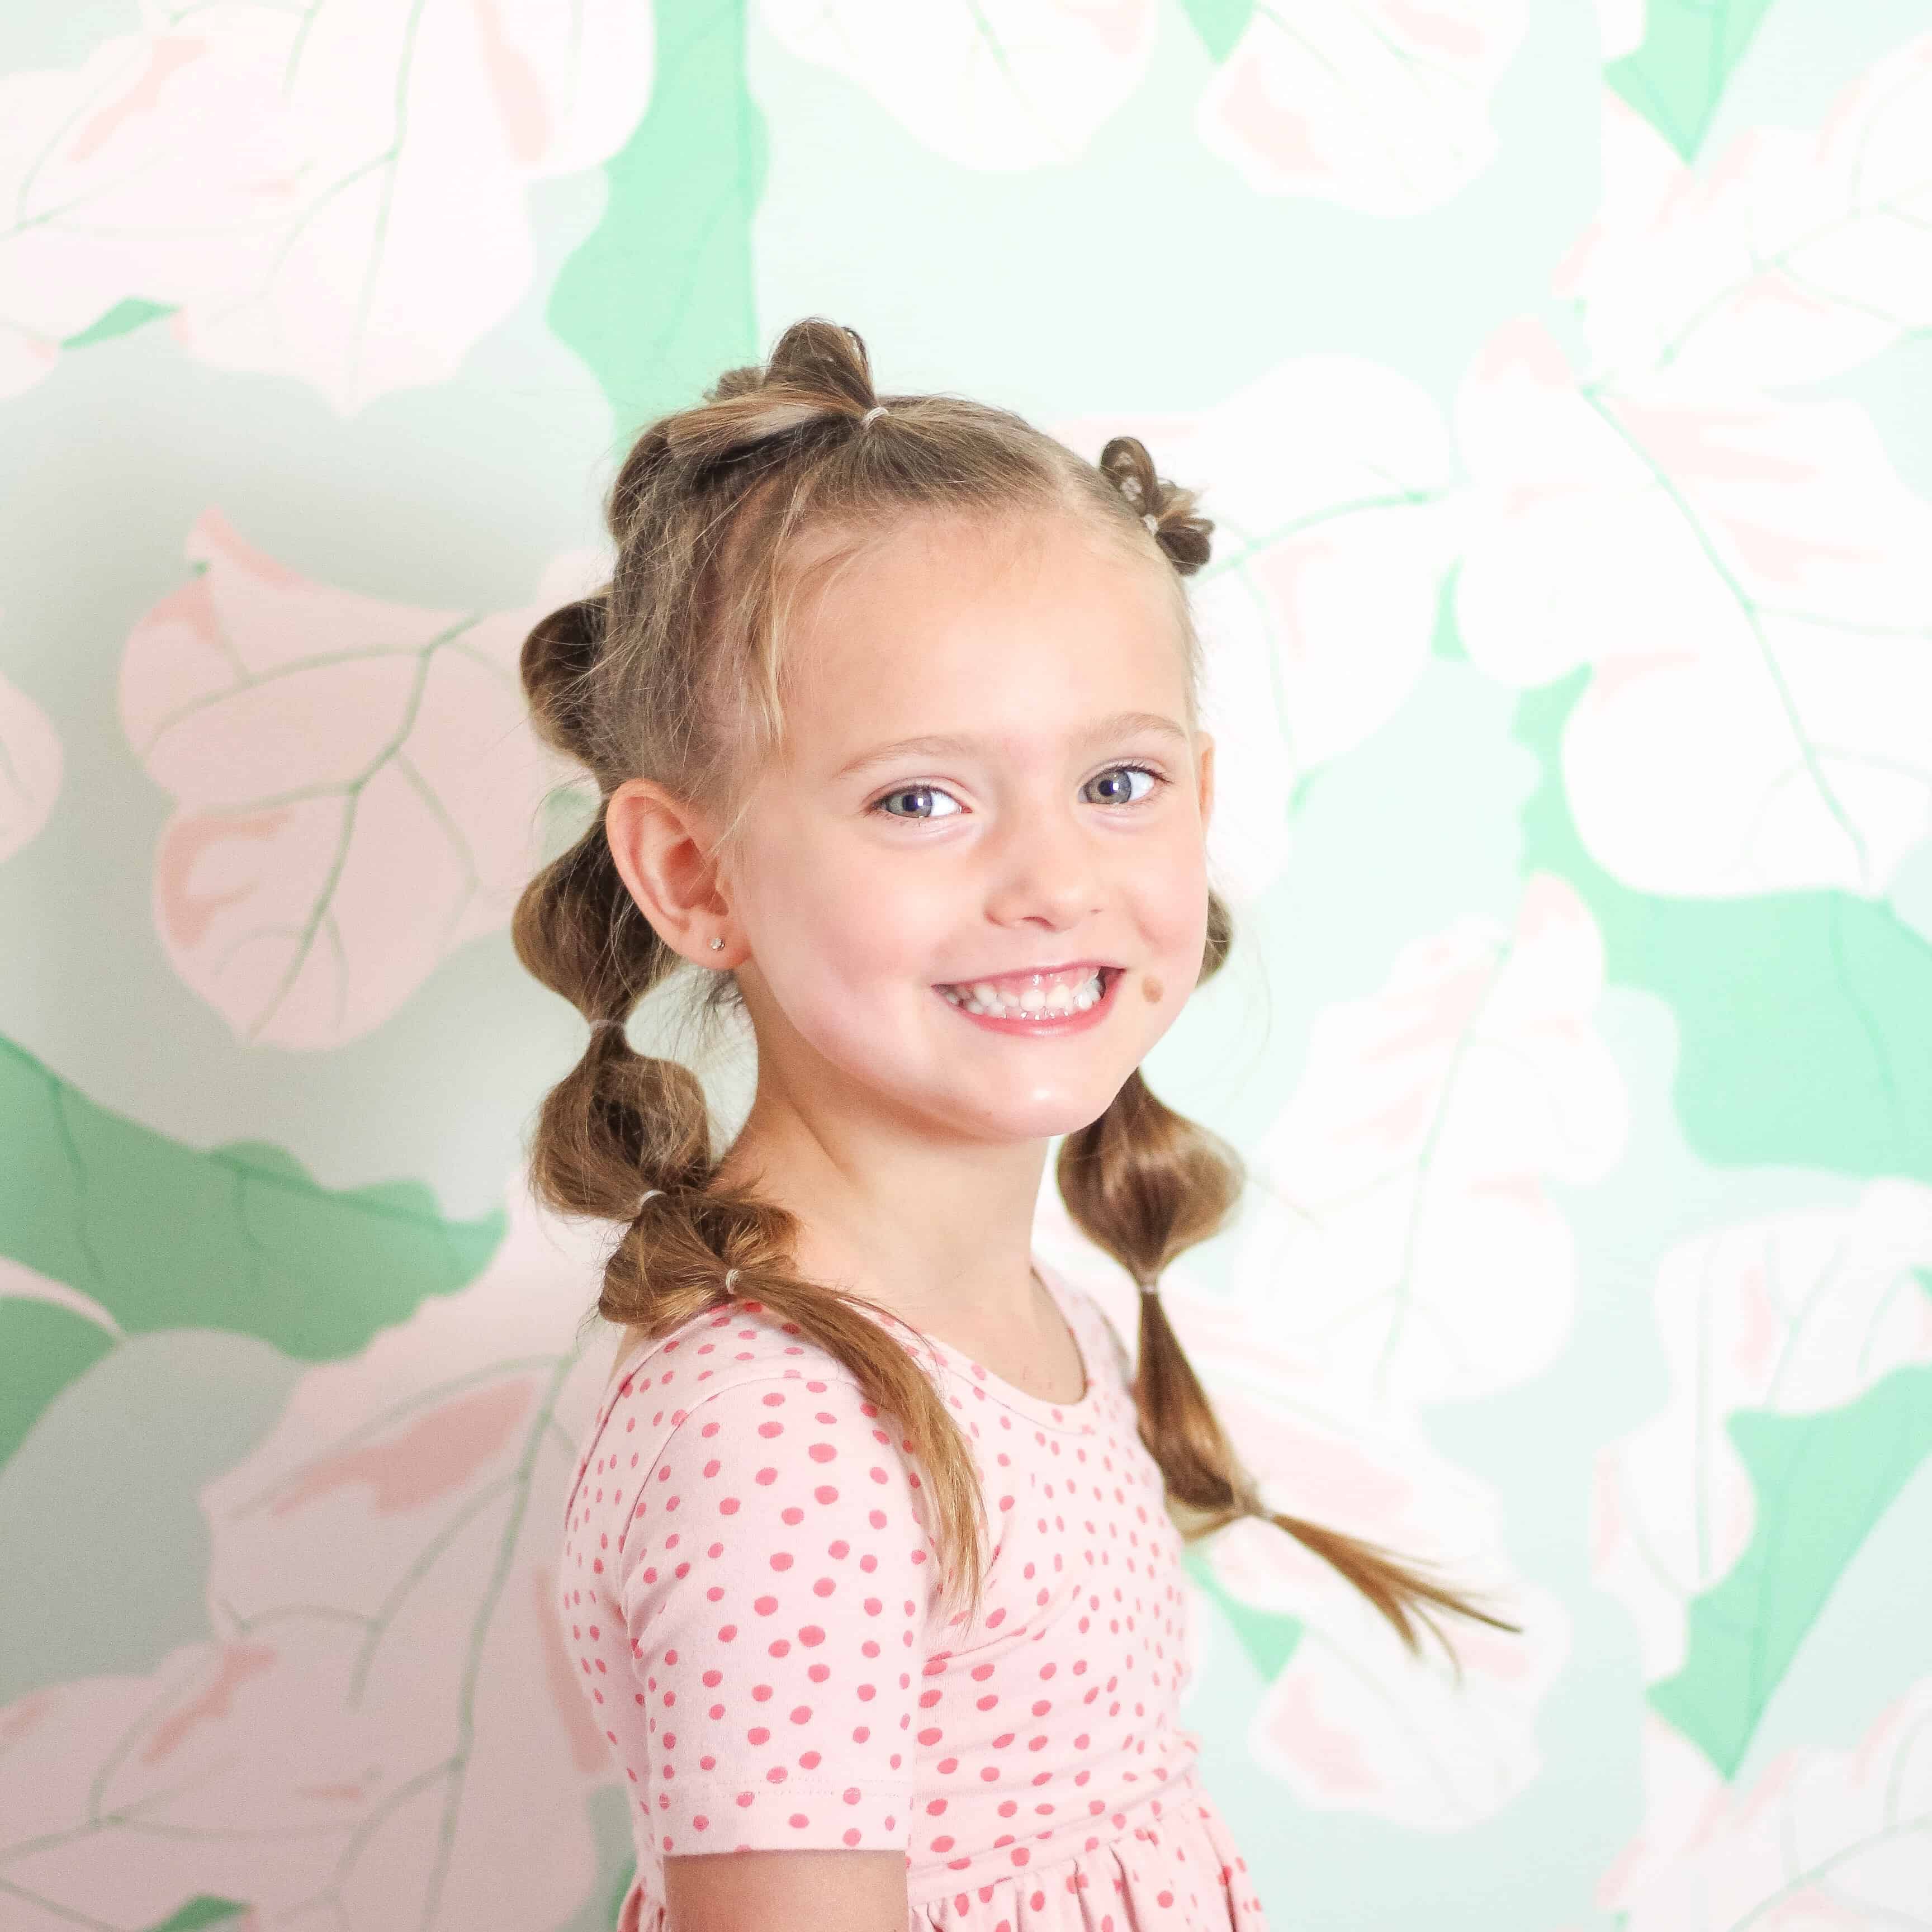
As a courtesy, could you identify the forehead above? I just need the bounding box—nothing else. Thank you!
[775,509,1190,768]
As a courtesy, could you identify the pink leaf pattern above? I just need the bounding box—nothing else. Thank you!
[1197,1,1530,215]
[1453,318,1932,898]
[1559,51,1932,395]
[1603,1700,1932,1928]
[1449,59,1932,905]
[0,0,655,410]
[1235,873,1625,1407]
[120,510,588,1048]
[1178,1326,1570,1828]
[0,1179,621,1930]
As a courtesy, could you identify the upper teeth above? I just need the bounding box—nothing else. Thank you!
[941,970,1106,1016]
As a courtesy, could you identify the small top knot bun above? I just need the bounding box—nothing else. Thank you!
[1098,435,1213,575]
[660,318,886,473]
[763,317,877,414]
[705,365,769,404]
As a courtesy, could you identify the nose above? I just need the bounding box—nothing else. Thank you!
[981,788,1102,933]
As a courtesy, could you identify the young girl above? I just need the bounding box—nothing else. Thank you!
[524,319,1505,1932]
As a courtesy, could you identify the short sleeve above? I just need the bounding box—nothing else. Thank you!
[618,1367,940,1858]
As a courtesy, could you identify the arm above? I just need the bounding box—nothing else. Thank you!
[662,1846,906,1932]
[618,1364,939,1927]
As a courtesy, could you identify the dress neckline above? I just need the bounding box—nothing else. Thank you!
[888,1258,1098,1432]
[599,1256,1101,1434]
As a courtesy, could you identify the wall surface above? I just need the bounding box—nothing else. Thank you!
[3,2,1931,1928]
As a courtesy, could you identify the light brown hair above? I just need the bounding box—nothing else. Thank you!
[514,317,1514,1655]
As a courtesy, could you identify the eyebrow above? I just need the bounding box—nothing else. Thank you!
[832,711,1190,780]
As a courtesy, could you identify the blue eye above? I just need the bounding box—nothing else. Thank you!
[872,784,964,822]
[868,763,1170,821]
[1084,764,1164,808]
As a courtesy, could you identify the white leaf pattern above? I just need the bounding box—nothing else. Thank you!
[759,0,1154,169]
[1197,1,1530,216]
[0,0,655,410]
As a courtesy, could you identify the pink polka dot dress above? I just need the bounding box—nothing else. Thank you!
[558,1255,1270,1931]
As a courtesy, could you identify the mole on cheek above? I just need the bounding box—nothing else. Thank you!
[1141,974,1164,1003]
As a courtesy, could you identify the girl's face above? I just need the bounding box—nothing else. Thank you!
[718,508,1215,1150]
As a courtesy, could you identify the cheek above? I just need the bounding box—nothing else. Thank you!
[745,834,937,995]
[1131,845,1211,962]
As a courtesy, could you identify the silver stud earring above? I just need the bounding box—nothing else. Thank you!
[710,936,726,951]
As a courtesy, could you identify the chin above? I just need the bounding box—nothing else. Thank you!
[954,1073,1141,1144]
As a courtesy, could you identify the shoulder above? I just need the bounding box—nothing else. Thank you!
[610,1296,934,1505]
[570,1298,895,1537]
[617,1307,944,1622]
[612,1296,858,1403]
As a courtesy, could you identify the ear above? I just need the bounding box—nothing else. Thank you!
[604,779,742,969]
[1194,731,1214,837]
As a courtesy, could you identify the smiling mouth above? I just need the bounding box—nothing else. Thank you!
[935,965,1116,1018]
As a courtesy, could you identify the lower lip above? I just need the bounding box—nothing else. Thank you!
[934,968,1122,1036]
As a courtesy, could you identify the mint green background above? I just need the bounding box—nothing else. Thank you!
[4,2,1931,1927]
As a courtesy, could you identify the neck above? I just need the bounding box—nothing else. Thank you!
[711,1101,1052,1343]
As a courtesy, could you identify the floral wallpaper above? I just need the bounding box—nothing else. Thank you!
[2,2,1929,1928]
